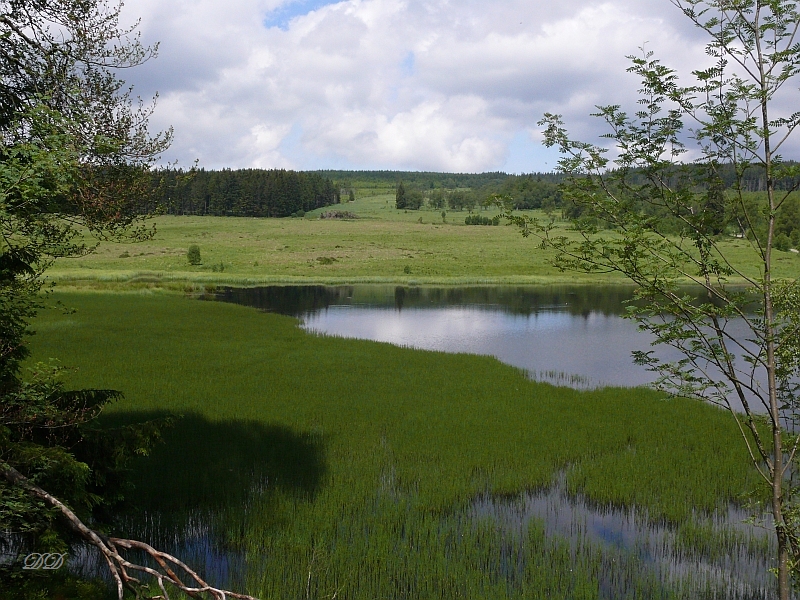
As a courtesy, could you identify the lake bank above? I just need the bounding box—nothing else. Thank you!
[45,271,634,289]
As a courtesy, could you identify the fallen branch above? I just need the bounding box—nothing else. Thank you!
[0,461,258,600]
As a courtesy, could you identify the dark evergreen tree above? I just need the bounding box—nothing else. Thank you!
[187,245,202,265]
[702,175,727,236]
[396,181,406,209]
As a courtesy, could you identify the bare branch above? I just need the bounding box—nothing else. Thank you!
[0,461,259,600]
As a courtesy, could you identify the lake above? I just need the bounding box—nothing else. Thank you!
[212,284,758,395]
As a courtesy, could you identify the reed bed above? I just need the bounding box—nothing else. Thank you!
[28,292,770,599]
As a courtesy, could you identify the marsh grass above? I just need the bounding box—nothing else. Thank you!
[27,292,772,598]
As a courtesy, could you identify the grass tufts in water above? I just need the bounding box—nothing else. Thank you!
[28,292,770,599]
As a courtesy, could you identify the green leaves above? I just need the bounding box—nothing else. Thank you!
[0,1,174,577]
[513,2,800,592]
[0,360,173,534]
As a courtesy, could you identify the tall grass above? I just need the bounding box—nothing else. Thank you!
[28,292,768,598]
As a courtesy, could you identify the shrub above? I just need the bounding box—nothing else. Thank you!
[774,233,791,252]
[464,215,498,226]
[187,245,202,265]
[319,210,357,220]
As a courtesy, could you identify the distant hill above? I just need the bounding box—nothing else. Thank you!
[315,170,565,190]
[141,164,799,221]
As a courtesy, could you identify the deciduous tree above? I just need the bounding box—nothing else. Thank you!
[0,2,255,598]
[502,1,800,596]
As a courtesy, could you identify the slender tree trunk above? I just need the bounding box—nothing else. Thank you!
[764,194,789,597]
[768,301,790,600]
[753,8,790,590]
[763,112,789,600]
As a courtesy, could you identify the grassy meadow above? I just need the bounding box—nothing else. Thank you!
[45,192,800,288]
[27,291,769,599]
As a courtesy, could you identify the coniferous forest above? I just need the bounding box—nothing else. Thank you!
[149,168,341,217]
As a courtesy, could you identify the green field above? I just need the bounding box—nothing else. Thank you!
[27,291,768,599]
[46,193,800,288]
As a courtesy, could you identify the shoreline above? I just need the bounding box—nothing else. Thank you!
[44,270,759,291]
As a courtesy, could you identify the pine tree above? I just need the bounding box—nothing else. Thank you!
[395,181,406,209]
[702,175,727,236]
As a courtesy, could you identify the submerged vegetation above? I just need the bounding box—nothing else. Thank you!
[26,291,773,598]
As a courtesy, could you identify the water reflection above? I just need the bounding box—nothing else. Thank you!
[214,284,638,317]
[470,473,774,600]
[211,284,768,410]
[305,305,656,389]
[471,473,775,600]
[212,285,664,389]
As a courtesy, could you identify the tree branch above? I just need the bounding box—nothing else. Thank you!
[0,461,258,600]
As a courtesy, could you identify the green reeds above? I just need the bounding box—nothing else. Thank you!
[28,292,770,598]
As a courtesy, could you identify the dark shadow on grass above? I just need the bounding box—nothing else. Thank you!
[102,411,327,514]
[64,412,328,591]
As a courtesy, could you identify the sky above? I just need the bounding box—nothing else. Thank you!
[115,0,797,173]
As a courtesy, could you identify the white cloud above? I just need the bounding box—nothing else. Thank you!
[117,0,798,172]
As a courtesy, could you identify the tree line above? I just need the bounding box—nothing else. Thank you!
[393,169,798,249]
[394,174,564,211]
[142,165,798,221]
[562,173,800,248]
[319,169,519,191]
[620,161,800,192]
[147,168,340,217]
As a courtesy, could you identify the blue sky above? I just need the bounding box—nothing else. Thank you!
[263,0,341,30]
[120,0,797,173]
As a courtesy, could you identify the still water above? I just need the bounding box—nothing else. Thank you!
[215,284,713,390]
[471,473,775,599]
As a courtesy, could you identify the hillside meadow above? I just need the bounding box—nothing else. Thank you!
[45,193,799,288]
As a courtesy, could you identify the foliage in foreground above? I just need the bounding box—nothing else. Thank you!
[501,0,800,595]
[0,0,169,561]
[0,2,256,599]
